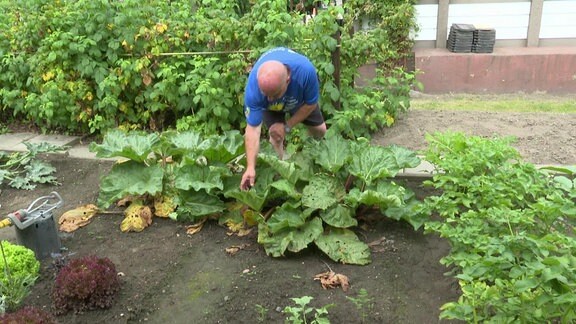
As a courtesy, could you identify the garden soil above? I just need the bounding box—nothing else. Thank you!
[0,108,575,324]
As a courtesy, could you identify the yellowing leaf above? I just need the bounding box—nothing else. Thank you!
[42,71,55,81]
[223,218,253,237]
[242,209,260,226]
[155,22,168,33]
[154,194,176,218]
[58,204,100,233]
[121,201,152,232]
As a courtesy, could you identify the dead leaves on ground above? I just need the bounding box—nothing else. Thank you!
[225,243,251,256]
[58,204,100,232]
[314,271,350,292]
[185,218,207,235]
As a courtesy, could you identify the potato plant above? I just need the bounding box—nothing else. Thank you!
[421,132,576,323]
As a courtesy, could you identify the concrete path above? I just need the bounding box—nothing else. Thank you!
[0,132,99,160]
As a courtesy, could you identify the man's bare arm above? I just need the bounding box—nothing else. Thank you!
[240,124,261,190]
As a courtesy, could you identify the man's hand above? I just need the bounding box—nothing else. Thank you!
[240,168,256,190]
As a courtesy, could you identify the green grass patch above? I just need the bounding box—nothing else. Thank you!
[410,93,576,113]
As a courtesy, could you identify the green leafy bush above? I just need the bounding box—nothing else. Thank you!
[51,255,121,315]
[0,0,417,138]
[421,132,576,323]
[0,306,58,324]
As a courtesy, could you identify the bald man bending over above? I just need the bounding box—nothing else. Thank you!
[240,47,326,190]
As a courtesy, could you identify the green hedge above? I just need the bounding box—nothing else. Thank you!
[0,0,418,137]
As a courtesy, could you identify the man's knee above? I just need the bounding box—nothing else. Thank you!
[269,122,285,143]
[308,123,327,139]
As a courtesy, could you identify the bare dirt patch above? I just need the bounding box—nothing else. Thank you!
[374,110,576,166]
[0,108,574,323]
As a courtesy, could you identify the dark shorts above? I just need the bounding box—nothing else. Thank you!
[262,104,325,128]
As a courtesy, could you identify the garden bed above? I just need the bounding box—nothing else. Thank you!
[0,157,457,323]
[1,108,574,323]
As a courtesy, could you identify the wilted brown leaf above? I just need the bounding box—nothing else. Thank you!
[314,271,350,292]
[58,204,100,233]
[117,195,139,207]
[185,218,207,235]
[225,244,250,256]
[142,72,152,86]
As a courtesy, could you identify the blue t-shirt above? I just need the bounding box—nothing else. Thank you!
[244,47,319,126]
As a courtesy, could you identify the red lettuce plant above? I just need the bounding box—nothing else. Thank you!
[51,255,121,315]
[0,305,58,324]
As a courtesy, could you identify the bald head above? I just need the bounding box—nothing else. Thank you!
[257,60,289,100]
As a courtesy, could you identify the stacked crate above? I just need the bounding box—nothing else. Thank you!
[447,23,496,53]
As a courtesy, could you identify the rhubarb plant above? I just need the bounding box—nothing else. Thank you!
[90,130,424,265]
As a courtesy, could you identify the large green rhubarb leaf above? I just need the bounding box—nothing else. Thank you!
[89,129,159,162]
[258,217,323,256]
[224,168,276,211]
[259,153,300,184]
[319,204,358,228]
[266,202,315,233]
[302,174,345,210]
[314,228,371,265]
[386,199,428,230]
[225,190,267,212]
[348,145,395,186]
[345,188,402,209]
[311,134,351,173]
[386,145,421,170]
[97,161,164,208]
[174,165,226,193]
[161,130,211,158]
[257,223,291,257]
[202,130,244,163]
[287,217,323,252]
[294,153,315,181]
[270,179,301,200]
[176,190,226,221]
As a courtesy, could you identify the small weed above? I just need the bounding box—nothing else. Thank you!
[254,304,268,322]
[346,288,374,323]
[0,124,8,135]
[283,296,333,324]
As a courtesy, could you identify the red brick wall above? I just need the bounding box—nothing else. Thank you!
[414,47,576,94]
